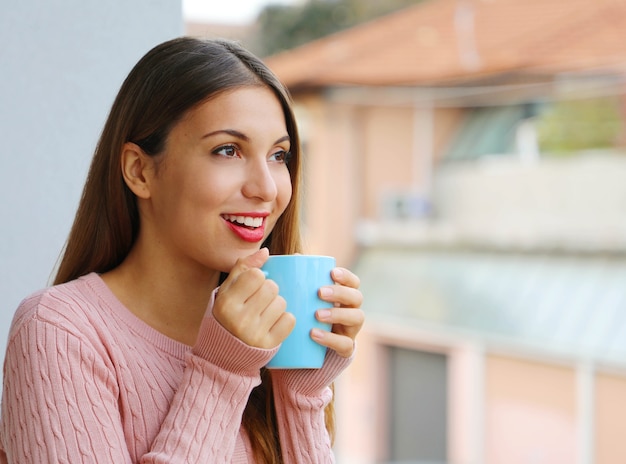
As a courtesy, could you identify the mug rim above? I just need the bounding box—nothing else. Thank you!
[266,254,334,259]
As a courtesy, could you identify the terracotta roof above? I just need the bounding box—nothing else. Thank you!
[264,0,626,89]
[526,0,626,73]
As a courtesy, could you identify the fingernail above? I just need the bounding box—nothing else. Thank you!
[319,287,333,298]
[332,268,344,280]
[311,328,325,340]
[317,309,332,320]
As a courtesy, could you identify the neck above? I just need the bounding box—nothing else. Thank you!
[101,240,221,346]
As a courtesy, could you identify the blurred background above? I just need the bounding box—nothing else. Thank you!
[3,0,626,463]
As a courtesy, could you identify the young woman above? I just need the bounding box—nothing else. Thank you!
[0,37,364,463]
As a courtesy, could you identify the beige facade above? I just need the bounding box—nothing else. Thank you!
[334,317,626,463]
[484,355,577,464]
[258,1,626,461]
[595,372,626,463]
[296,92,464,266]
[287,84,626,464]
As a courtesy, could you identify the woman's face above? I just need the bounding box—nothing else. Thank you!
[142,85,293,274]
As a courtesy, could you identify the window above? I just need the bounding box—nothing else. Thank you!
[387,347,448,463]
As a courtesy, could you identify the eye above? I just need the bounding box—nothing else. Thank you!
[212,144,240,158]
[269,150,292,164]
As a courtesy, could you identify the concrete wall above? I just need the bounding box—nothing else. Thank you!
[433,153,626,251]
[0,1,182,372]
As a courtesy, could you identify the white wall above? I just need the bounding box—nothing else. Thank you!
[0,1,182,364]
[433,153,626,251]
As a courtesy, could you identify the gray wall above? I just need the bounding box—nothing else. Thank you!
[0,1,182,370]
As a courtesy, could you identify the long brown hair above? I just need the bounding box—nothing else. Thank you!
[53,37,334,463]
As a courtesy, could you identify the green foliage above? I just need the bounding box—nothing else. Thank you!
[536,97,623,155]
[251,0,425,57]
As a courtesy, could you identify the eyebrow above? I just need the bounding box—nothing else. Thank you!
[202,129,290,146]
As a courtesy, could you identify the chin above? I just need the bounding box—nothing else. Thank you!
[217,259,238,275]
[220,249,261,274]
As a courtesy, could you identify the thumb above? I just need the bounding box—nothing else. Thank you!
[238,247,270,270]
[220,248,270,290]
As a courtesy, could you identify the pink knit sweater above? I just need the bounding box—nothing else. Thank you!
[0,273,351,463]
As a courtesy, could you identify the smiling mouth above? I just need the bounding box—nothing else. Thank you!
[222,214,267,243]
[222,214,264,228]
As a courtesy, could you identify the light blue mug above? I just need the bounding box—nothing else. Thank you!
[262,255,336,369]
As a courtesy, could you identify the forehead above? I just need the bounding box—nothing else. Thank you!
[185,86,286,129]
[158,86,291,161]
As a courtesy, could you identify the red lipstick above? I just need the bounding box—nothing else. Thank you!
[222,213,268,243]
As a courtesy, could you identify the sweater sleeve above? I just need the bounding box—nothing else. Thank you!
[270,348,354,464]
[143,314,277,463]
[0,293,276,464]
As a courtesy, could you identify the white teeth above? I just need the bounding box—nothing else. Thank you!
[225,215,263,228]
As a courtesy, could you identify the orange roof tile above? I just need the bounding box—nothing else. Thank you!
[264,0,626,89]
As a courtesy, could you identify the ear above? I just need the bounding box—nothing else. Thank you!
[121,142,153,199]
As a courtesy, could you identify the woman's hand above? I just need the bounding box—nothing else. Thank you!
[311,267,364,358]
[212,248,295,349]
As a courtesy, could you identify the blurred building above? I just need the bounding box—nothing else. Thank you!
[264,0,626,463]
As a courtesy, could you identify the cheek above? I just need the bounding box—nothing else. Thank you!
[155,175,218,224]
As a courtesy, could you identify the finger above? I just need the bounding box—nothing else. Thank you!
[213,267,267,329]
[317,307,365,339]
[331,267,360,289]
[317,307,364,327]
[219,267,266,308]
[310,329,355,358]
[245,276,280,308]
[220,247,269,293]
[268,310,296,345]
[215,279,287,349]
[243,296,292,349]
[319,285,363,309]
[212,274,263,338]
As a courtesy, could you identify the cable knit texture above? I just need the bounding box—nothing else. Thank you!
[0,273,352,463]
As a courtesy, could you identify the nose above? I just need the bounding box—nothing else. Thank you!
[242,158,278,201]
